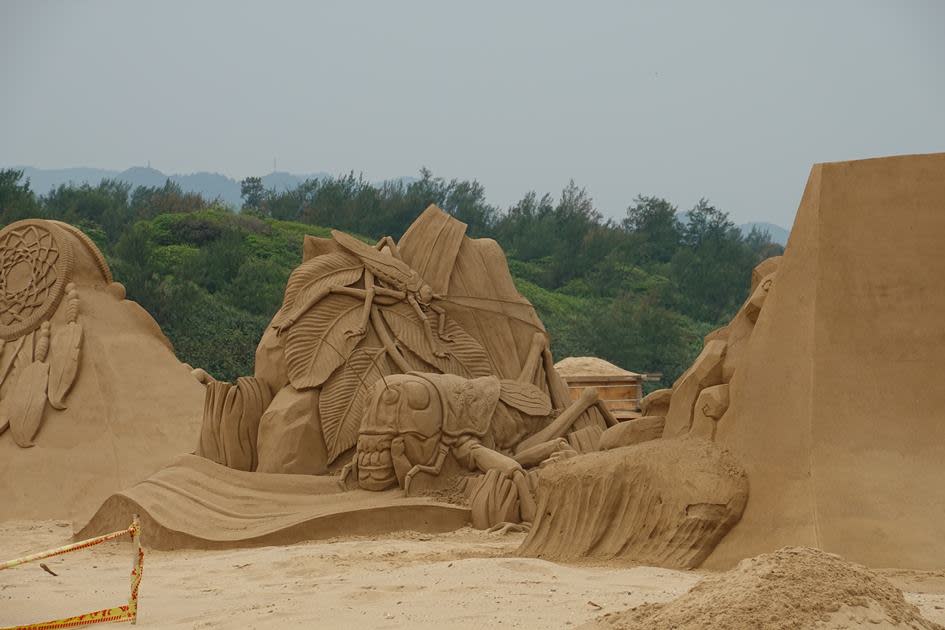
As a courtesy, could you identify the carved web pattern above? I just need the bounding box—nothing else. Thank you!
[0,224,62,329]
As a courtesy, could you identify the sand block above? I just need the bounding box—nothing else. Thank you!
[519,437,748,568]
[599,416,665,450]
[77,454,470,550]
[708,153,945,570]
[256,385,330,475]
[750,255,781,293]
[663,340,726,438]
[690,385,729,441]
[640,388,672,417]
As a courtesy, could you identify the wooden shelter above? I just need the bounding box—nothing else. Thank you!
[555,356,651,421]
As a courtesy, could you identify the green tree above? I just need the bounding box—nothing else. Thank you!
[0,169,41,224]
[240,177,265,212]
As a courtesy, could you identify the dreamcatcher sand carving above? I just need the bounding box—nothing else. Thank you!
[0,221,84,446]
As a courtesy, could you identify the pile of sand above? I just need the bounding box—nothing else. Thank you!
[587,547,943,630]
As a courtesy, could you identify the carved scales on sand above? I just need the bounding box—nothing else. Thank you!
[0,221,86,447]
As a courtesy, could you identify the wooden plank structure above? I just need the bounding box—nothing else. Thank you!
[555,356,653,422]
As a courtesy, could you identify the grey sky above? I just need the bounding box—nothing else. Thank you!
[2,1,943,227]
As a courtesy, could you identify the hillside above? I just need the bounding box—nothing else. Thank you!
[0,168,781,385]
[739,221,789,245]
[12,166,332,207]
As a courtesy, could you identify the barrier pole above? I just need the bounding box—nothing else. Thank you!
[128,515,142,625]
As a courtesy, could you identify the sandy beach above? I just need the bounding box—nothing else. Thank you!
[2,521,944,629]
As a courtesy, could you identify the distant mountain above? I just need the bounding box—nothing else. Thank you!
[12,166,333,208]
[675,210,789,246]
[739,222,789,246]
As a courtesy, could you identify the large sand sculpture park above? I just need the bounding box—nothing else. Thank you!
[2,153,945,628]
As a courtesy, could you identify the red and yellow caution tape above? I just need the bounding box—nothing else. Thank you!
[0,516,144,629]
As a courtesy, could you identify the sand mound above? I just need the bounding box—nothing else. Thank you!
[77,454,470,549]
[587,547,943,630]
[0,220,204,523]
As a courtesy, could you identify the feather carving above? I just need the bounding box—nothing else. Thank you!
[318,347,390,463]
[284,293,365,389]
[48,322,83,410]
[0,335,25,389]
[4,360,49,447]
[64,283,79,323]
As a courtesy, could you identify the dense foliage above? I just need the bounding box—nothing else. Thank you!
[0,168,781,384]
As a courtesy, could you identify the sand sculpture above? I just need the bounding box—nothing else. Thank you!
[0,219,204,522]
[705,152,945,570]
[522,152,945,571]
[77,155,945,570]
[81,206,618,543]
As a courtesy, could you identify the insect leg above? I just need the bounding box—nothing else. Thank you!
[409,294,446,358]
[373,235,399,254]
[429,303,453,341]
[403,444,449,495]
[374,236,402,260]
[345,269,375,338]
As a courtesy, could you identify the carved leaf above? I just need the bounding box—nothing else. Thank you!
[284,293,365,389]
[438,316,495,378]
[271,251,362,328]
[48,322,83,410]
[380,302,492,378]
[498,379,552,416]
[319,346,390,463]
[3,361,49,447]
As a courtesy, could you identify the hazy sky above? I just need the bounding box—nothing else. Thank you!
[2,1,944,227]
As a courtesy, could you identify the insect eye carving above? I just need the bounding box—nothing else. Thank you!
[402,381,431,410]
[381,388,400,405]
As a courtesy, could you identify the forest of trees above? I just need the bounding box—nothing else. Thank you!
[0,168,782,385]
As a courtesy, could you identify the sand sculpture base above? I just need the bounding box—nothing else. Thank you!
[77,454,470,550]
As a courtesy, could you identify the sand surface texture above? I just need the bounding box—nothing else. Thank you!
[587,547,944,630]
[2,522,944,629]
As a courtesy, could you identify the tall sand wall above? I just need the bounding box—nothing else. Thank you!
[706,153,945,569]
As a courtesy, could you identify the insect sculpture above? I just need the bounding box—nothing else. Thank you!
[339,367,609,528]
[274,230,451,357]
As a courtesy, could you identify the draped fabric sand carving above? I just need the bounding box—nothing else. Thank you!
[0,219,204,522]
